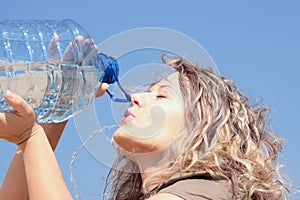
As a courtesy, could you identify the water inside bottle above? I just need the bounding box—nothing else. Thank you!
[0,60,101,123]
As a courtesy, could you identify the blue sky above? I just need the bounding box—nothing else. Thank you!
[0,1,299,199]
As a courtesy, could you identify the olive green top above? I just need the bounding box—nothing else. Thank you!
[153,172,233,200]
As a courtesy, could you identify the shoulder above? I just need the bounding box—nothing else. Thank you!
[157,177,232,200]
[146,193,184,200]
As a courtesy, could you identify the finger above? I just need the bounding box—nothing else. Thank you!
[81,39,93,57]
[82,40,98,66]
[62,36,84,64]
[96,83,109,98]
[48,34,60,63]
[83,39,97,55]
[94,44,99,52]
[5,91,34,117]
[74,36,84,43]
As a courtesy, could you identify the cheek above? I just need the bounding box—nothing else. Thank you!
[134,106,164,130]
[113,103,184,153]
[159,104,184,141]
[120,105,168,139]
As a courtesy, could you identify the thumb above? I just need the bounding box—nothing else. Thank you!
[5,91,34,116]
[96,83,109,98]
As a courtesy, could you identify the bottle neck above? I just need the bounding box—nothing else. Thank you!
[98,53,131,103]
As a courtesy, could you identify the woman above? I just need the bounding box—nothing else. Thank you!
[0,55,290,199]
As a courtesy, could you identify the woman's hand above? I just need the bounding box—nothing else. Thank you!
[40,83,108,149]
[96,82,109,98]
[42,36,108,146]
[48,34,98,65]
[48,34,109,98]
[0,91,41,145]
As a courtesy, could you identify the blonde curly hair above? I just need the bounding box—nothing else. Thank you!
[103,54,290,199]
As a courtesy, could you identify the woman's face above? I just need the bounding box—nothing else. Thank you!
[113,72,185,153]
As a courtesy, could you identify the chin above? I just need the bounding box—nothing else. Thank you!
[112,127,137,151]
[112,128,159,154]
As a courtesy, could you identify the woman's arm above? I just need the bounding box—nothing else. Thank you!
[0,150,29,200]
[0,84,108,199]
[19,124,73,200]
[0,91,73,200]
[0,121,67,200]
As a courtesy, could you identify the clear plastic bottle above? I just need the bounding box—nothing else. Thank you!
[0,19,123,123]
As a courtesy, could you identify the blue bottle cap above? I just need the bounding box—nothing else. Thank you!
[97,53,131,103]
[98,53,119,84]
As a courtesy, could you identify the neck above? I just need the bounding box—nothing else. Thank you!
[127,148,167,193]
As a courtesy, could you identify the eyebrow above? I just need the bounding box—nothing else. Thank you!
[150,84,173,94]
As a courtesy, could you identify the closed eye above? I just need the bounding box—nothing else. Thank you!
[156,95,167,99]
[150,84,172,99]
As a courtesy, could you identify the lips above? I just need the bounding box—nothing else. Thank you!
[124,110,135,118]
[120,110,135,125]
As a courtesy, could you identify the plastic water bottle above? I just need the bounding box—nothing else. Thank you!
[0,19,128,123]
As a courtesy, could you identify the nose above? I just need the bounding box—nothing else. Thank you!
[131,93,142,107]
[131,92,152,107]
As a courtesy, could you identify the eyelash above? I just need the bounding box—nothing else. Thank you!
[155,94,167,99]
